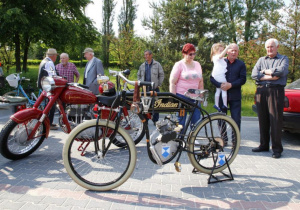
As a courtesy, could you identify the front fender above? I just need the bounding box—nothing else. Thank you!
[10,108,50,138]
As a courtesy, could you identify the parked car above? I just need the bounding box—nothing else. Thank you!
[252,78,300,133]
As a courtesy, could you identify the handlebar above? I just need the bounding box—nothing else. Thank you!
[109,69,154,88]
[22,77,30,81]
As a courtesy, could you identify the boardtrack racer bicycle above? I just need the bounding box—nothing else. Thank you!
[63,69,241,191]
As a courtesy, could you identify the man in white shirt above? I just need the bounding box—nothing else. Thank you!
[37,48,58,130]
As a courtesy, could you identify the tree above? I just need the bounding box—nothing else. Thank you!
[118,0,137,33]
[102,0,116,67]
[210,0,284,43]
[0,45,14,73]
[267,0,300,81]
[141,0,214,90]
[110,30,145,69]
[0,0,98,72]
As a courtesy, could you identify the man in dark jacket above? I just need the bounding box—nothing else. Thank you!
[210,43,247,131]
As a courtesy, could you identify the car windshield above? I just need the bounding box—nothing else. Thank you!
[286,79,300,90]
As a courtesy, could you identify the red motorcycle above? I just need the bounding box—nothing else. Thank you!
[0,72,145,160]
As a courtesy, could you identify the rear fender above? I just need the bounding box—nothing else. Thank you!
[10,108,50,138]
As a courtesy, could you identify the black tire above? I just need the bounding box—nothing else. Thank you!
[63,119,136,191]
[113,110,145,147]
[188,114,240,174]
[0,119,46,160]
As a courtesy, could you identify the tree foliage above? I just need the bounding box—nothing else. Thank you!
[266,0,300,81]
[118,0,137,33]
[102,0,116,67]
[110,30,145,69]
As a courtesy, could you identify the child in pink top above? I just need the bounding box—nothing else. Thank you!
[169,43,204,129]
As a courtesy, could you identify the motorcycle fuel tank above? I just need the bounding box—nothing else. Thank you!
[60,86,97,104]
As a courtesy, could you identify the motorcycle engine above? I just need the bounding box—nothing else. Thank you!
[59,104,94,133]
[150,116,182,163]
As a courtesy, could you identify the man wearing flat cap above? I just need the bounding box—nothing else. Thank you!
[37,48,59,130]
[83,48,104,94]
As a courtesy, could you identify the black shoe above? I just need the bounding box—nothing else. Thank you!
[252,147,269,152]
[272,153,281,159]
[50,124,58,130]
[221,105,228,112]
[213,105,221,112]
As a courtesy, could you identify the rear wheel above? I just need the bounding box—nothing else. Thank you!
[114,110,145,147]
[0,119,46,160]
[63,119,136,191]
[188,114,240,174]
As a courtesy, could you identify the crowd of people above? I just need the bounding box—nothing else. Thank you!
[39,38,288,158]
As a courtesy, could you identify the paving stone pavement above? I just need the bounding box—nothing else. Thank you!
[0,112,300,210]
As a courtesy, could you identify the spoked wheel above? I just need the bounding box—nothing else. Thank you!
[63,119,137,191]
[0,119,46,160]
[113,110,145,147]
[188,114,240,174]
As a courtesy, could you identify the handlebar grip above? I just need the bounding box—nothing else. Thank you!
[139,81,153,87]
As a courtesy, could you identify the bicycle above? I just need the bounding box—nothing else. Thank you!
[4,73,44,108]
[62,69,241,191]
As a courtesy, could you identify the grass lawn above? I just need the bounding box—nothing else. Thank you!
[0,65,258,117]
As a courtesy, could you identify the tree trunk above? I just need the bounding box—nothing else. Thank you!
[22,34,31,72]
[14,33,21,72]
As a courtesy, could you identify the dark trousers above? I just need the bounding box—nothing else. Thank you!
[45,97,56,125]
[256,86,284,153]
[218,97,241,131]
[151,87,160,123]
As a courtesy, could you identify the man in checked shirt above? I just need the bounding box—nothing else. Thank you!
[56,53,80,83]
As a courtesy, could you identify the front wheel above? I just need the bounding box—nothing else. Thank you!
[188,114,240,174]
[0,119,46,160]
[63,119,137,191]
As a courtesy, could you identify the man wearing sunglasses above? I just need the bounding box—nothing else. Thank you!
[138,50,164,125]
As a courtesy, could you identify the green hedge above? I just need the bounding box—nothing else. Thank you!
[25,59,121,67]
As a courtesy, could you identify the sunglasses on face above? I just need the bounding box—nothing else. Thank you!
[188,53,196,56]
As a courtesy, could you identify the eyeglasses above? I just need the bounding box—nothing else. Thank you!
[189,53,196,56]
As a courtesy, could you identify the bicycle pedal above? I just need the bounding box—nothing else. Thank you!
[174,162,181,172]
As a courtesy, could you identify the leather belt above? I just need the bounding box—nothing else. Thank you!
[257,84,284,88]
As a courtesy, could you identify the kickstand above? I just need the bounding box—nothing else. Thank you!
[207,152,234,184]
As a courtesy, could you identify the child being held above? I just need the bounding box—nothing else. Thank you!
[210,43,230,112]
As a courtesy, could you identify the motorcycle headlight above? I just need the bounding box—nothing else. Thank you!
[41,76,55,92]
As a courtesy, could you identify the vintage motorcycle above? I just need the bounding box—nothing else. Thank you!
[62,69,241,191]
[0,72,144,160]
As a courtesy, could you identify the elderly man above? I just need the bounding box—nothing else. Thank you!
[210,43,247,131]
[37,48,59,130]
[251,38,289,159]
[83,48,104,95]
[56,53,80,83]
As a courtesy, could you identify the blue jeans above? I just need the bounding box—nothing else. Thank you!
[176,93,201,130]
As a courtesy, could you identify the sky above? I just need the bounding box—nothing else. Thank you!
[85,0,159,37]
